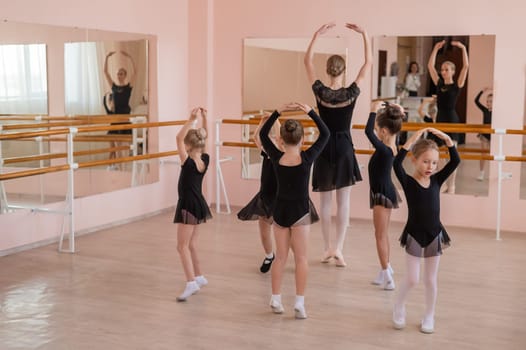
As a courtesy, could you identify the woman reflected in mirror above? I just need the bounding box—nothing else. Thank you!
[405,61,421,97]
[474,87,493,181]
[427,39,469,193]
[104,50,137,169]
[304,22,372,267]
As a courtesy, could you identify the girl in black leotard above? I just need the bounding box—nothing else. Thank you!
[365,101,404,291]
[260,103,329,319]
[427,40,469,193]
[237,116,281,273]
[475,87,493,181]
[174,107,212,302]
[305,22,372,267]
[392,127,460,334]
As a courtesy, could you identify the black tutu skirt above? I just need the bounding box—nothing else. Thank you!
[399,230,450,258]
[369,191,400,209]
[237,192,274,222]
[173,198,212,225]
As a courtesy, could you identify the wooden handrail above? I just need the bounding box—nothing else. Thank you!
[0,113,146,121]
[3,146,130,165]
[16,135,133,142]
[0,150,179,181]
[0,120,186,141]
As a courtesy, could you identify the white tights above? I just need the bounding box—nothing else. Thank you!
[395,253,441,320]
[319,186,351,253]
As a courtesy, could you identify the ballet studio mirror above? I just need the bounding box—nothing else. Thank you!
[373,34,496,197]
[242,37,347,179]
[0,20,157,212]
[521,89,526,200]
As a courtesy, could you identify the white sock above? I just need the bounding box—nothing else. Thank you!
[265,252,274,259]
[177,281,200,301]
[295,295,304,307]
[195,275,208,287]
[388,263,394,274]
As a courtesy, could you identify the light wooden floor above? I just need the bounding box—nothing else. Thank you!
[0,209,525,349]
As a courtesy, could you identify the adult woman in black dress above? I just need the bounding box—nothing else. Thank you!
[304,23,372,266]
[104,51,137,167]
[427,40,469,193]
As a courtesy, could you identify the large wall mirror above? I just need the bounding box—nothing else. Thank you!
[0,20,157,212]
[373,35,496,197]
[521,86,526,200]
[242,37,347,179]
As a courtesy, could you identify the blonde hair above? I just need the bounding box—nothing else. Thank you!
[442,61,456,73]
[184,128,207,150]
[411,138,438,159]
[326,55,346,77]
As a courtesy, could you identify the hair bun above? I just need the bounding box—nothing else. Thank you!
[285,121,297,132]
[197,128,207,140]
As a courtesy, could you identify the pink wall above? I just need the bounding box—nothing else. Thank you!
[1,0,525,255]
[0,0,189,253]
[208,0,526,233]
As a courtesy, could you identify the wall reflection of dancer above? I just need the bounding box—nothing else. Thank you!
[104,51,137,168]
[305,22,372,267]
[427,40,469,193]
[474,87,493,181]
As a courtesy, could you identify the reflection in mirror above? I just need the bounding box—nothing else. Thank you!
[0,21,157,213]
[242,37,347,179]
[0,43,48,115]
[64,40,148,115]
[373,35,496,197]
[521,86,526,199]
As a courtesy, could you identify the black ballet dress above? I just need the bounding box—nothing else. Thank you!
[435,78,461,143]
[393,146,460,257]
[365,112,399,209]
[260,110,329,227]
[173,153,213,225]
[108,83,133,135]
[475,90,492,141]
[311,80,362,192]
[237,151,277,222]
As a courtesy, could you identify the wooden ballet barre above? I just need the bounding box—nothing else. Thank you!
[16,135,133,142]
[0,113,146,121]
[2,146,130,165]
[76,150,179,169]
[222,119,318,127]
[0,120,186,141]
[220,141,510,161]
[0,150,180,181]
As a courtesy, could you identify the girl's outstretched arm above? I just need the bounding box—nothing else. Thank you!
[176,108,200,163]
[428,40,445,86]
[304,23,335,85]
[346,23,372,88]
[451,41,469,88]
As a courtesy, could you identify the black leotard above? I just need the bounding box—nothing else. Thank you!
[311,80,362,191]
[237,151,277,221]
[260,109,329,227]
[393,146,460,250]
[475,90,492,141]
[436,78,461,141]
[108,83,133,135]
[365,112,399,209]
[173,153,212,224]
